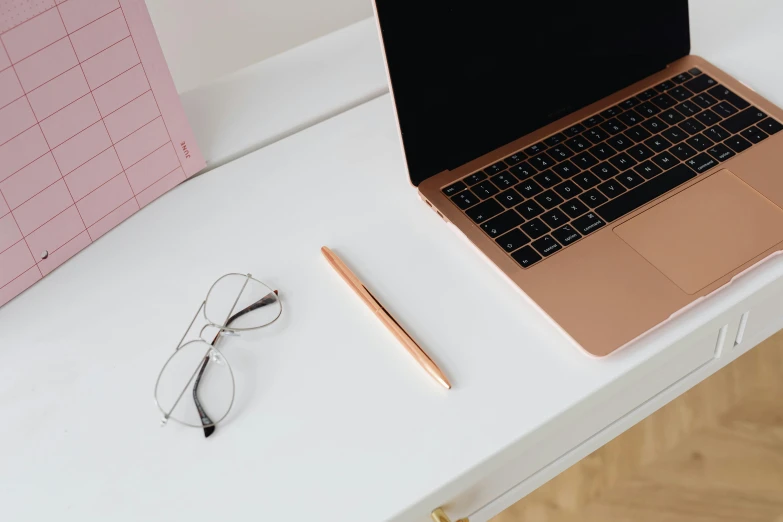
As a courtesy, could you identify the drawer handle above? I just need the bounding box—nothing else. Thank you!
[431,507,469,522]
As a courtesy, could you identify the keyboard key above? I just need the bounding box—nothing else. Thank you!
[628,144,654,162]
[503,152,527,166]
[679,118,706,135]
[497,188,525,208]
[684,74,717,93]
[521,218,550,239]
[609,152,637,171]
[443,181,466,196]
[616,170,645,189]
[660,108,685,125]
[511,246,542,268]
[625,125,652,142]
[688,67,702,76]
[713,101,738,118]
[598,179,627,198]
[484,161,506,175]
[644,135,673,153]
[573,151,599,170]
[758,117,783,135]
[566,135,591,153]
[509,162,537,180]
[692,93,718,109]
[564,123,586,137]
[535,190,564,209]
[636,102,661,117]
[452,191,479,209]
[467,199,504,223]
[695,109,722,126]
[582,114,605,128]
[655,80,675,92]
[491,171,519,189]
[517,180,544,198]
[525,142,546,155]
[517,200,545,219]
[670,143,697,161]
[496,228,531,252]
[552,160,580,178]
[662,126,688,143]
[673,71,693,84]
[651,151,678,170]
[600,118,627,135]
[573,171,601,190]
[589,143,617,161]
[618,109,644,127]
[579,188,608,207]
[634,161,663,180]
[724,135,752,153]
[601,106,623,118]
[607,134,633,151]
[561,198,590,219]
[668,86,693,101]
[641,116,668,134]
[532,235,562,257]
[675,101,701,117]
[552,224,582,246]
[584,128,609,144]
[572,211,606,235]
[530,152,556,170]
[686,134,714,151]
[547,145,575,161]
[638,89,658,101]
[707,86,750,110]
[685,153,718,174]
[704,125,730,142]
[592,162,620,180]
[652,93,677,110]
[534,170,562,188]
[553,179,582,199]
[541,208,569,228]
[595,164,696,222]
[481,210,523,238]
[707,143,735,162]
[465,171,487,185]
[544,133,566,147]
[741,126,769,144]
[472,181,500,199]
[620,97,641,109]
[720,107,768,134]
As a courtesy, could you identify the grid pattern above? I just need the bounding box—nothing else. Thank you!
[0,0,202,307]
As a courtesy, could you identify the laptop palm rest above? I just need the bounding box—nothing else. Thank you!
[613,169,783,295]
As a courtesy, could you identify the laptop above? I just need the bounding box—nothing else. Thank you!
[373,2,783,357]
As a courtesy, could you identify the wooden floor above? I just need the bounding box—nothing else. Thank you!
[492,331,783,522]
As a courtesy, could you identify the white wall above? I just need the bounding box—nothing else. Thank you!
[145,0,373,93]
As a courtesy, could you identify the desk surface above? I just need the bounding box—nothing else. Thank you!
[4,3,783,522]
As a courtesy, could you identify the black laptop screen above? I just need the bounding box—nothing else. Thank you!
[375,1,691,186]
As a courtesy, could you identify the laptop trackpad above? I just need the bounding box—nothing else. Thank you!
[614,169,783,295]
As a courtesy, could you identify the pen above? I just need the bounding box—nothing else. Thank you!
[321,246,451,390]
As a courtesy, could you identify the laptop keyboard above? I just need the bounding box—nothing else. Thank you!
[441,68,783,269]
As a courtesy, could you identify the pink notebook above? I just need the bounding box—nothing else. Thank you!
[0,0,205,307]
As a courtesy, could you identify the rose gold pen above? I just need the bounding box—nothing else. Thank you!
[321,246,451,390]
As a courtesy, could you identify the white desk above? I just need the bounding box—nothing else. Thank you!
[3,4,783,522]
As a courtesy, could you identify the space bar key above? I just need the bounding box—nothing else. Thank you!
[595,164,697,222]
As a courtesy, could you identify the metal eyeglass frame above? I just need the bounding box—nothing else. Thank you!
[154,273,282,438]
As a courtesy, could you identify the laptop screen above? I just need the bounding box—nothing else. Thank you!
[375,2,691,186]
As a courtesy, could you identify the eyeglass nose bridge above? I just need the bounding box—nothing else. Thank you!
[198,323,240,344]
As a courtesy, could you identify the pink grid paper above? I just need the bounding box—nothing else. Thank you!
[0,0,204,307]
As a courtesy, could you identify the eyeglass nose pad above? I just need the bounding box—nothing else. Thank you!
[209,348,227,365]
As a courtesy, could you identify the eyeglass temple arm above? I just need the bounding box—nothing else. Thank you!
[195,290,280,438]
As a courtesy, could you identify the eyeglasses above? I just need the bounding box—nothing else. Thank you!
[154,273,282,437]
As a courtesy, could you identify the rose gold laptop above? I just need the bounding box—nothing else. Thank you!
[373,2,783,356]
